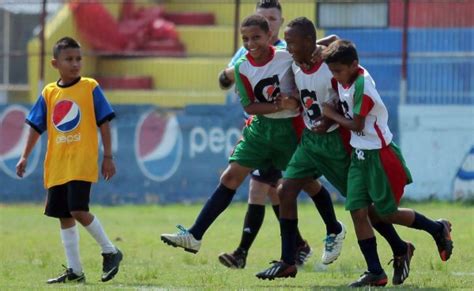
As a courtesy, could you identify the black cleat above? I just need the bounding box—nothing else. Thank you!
[101,248,123,282]
[256,260,297,280]
[434,219,453,261]
[46,266,85,284]
[218,248,247,269]
[391,242,415,285]
[295,240,313,266]
[348,270,388,288]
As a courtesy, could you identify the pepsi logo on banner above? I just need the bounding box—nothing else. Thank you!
[135,110,183,182]
[0,105,41,179]
[52,100,81,132]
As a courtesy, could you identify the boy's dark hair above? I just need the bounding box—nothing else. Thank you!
[256,0,282,13]
[241,14,270,33]
[323,39,359,65]
[286,17,316,42]
[53,37,80,58]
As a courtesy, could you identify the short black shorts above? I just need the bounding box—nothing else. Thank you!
[250,166,282,188]
[44,180,91,218]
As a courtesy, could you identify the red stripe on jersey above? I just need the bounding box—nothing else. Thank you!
[239,73,255,103]
[374,121,387,148]
[301,60,323,74]
[246,46,275,67]
[379,146,408,204]
[359,94,375,117]
[331,77,339,95]
[292,115,305,141]
[338,127,353,154]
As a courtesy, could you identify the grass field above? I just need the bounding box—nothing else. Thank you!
[0,202,473,290]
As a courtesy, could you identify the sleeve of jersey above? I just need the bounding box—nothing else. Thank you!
[92,85,116,126]
[234,61,255,107]
[26,95,47,134]
[228,47,246,67]
[353,76,375,117]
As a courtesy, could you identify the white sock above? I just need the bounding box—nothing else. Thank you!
[85,216,116,254]
[60,225,82,275]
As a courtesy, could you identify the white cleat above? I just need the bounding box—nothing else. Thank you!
[161,225,201,254]
[321,221,346,265]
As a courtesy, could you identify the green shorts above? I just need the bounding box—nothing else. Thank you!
[284,128,351,196]
[345,142,413,216]
[229,115,299,171]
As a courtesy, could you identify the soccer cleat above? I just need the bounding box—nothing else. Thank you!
[295,240,312,266]
[101,248,123,282]
[161,225,201,254]
[348,271,388,288]
[46,266,85,284]
[322,221,346,265]
[218,248,247,269]
[256,260,297,280]
[390,242,415,285]
[434,219,453,261]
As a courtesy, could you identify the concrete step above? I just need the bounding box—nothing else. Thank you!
[97,57,228,91]
[104,89,225,107]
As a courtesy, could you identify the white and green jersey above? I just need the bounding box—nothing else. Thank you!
[337,66,393,150]
[292,61,339,132]
[234,47,299,119]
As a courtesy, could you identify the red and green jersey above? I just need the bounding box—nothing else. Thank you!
[234,46,299,119]
[292,61,339,131]
[337,67,393,149]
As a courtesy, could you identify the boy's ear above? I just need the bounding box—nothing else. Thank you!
[351,60,359,69]
[51,59,58,69]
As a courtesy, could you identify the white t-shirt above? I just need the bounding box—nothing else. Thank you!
[234,47,299,119]
[337,66,393,149]
[292,61,339,132]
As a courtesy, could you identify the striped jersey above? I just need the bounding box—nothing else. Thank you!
[292,61,339,131]
[26,77,115,188]
[337,67,393,149]
[234,47,299,119]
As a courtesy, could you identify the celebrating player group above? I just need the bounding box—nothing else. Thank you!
[161,0,453,287]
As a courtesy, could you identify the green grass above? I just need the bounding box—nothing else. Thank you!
[0,202,473,290]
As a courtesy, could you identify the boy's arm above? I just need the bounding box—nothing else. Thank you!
[322,103,365,132]
[99,121,116,181]
[316,34,339,46]
[16,127,41,178]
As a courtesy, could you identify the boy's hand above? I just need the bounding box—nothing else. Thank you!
[321,102,337,118]
[311,44,325,64]
[276,93,299,110]
[311,117,331,134]
[101,157,116,181]
[16,157,27,178]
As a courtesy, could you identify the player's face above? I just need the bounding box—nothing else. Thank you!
[256,7,283,41]
[52,48,82,84]
[241,25,272,61]
[284,27,311,65]
[327,61,359,86]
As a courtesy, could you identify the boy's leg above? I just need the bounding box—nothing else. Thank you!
[161,162,251,253]
[218,176,270,269]
[59,218,83,277]
[67,181,122,282]
[44,183,85,284]
[256,178,305,280]
[349,208,388,287]
[368,205,414,285]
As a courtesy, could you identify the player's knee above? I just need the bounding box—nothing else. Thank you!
[350,208,368,223]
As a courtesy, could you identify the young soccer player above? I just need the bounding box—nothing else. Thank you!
[16,37,123,284]
[161,14,342,262]
[322,40,453,287]
[257,18,416,285]
[217,0,311,270]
